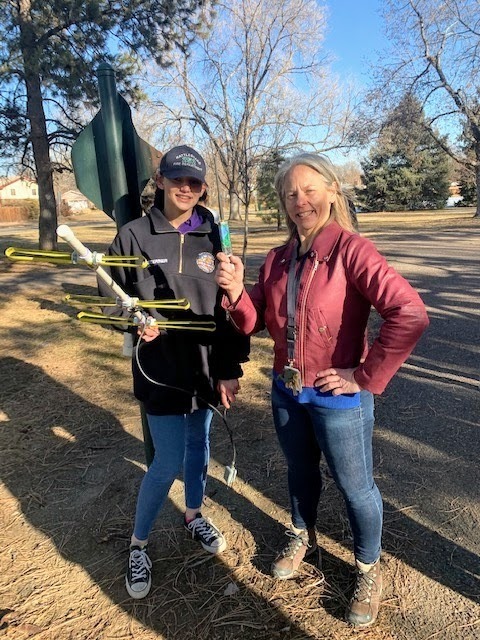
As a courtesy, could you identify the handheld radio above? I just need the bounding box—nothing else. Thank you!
[219,221,233,256]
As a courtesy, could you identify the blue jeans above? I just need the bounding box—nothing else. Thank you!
[133,409,213,541]
[271,384,383,564]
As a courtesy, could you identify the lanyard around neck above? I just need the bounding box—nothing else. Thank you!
[286,243,308,363]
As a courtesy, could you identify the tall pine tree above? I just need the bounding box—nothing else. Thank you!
[359,95,451,212]
[256,150,285,229]
[0,0,211,248]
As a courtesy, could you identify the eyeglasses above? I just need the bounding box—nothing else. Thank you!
[169,177,204,191]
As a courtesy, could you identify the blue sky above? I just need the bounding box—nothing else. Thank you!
[322,0,387,163]
[324,0,386,81]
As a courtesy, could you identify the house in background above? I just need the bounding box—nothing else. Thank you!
[60,189,90,212]
[446,181,463,207]
[0,176,38,202]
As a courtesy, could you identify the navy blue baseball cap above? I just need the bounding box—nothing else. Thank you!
[159,145,207,183]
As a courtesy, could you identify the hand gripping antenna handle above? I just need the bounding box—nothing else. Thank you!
[56,225,144,322]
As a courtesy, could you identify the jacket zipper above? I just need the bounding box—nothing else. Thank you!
[297,257,319,383]
[179,234,185,273]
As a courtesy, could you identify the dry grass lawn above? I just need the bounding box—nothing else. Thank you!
[0,209,479,639]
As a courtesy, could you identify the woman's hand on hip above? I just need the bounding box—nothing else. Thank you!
[215,252,245,304]
[217,379,240,409]
[314,367,362,395]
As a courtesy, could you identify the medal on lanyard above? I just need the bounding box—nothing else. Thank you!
[280,364,303,395]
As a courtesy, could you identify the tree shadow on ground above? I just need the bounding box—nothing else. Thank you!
[2,221,479,638]
[0,356,330,639]
[222,224,480,611]
[211,373,480,607]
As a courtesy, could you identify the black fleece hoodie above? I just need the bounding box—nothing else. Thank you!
[99,205,249,414]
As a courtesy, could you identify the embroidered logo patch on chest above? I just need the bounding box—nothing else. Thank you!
[196,252,215,273]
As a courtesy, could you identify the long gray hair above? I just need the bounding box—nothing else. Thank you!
[274,153,355,239]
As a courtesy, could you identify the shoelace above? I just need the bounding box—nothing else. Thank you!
[280,530,310,558]
[188,517,219,543]
[129,549,152,581]
[352,569,377,602]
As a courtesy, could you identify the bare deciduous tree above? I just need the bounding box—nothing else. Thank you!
[374,0,480,216]
[0,0,212,248]
[143,0,360,256]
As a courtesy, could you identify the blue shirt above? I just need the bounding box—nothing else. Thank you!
[273,372,360,409]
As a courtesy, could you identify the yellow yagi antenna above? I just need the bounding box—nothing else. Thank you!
[6,225,205,333]
[5,246,147,268]
[77,311,215,332]
[64,294,190,310]
[5,247,75,265]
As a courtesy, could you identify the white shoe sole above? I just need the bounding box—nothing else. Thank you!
[201,538,227,554]
[125,576,152,599]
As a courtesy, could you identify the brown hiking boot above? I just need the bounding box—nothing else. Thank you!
[346,560,382,627]
[271,527,318,580]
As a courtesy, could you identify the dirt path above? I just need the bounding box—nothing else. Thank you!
[0,212,479,640]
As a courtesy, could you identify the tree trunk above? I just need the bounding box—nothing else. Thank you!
[242,204,249,266]
[27,73,58,249]
[276,210,282,231]
[475,143,480,218]
[228,188,241,220]
[18,0,57,249]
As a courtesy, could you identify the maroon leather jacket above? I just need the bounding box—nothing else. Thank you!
[224,221,429,395]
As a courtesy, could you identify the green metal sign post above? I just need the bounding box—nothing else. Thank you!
[71,63,160,226]
[71,62,159,465]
